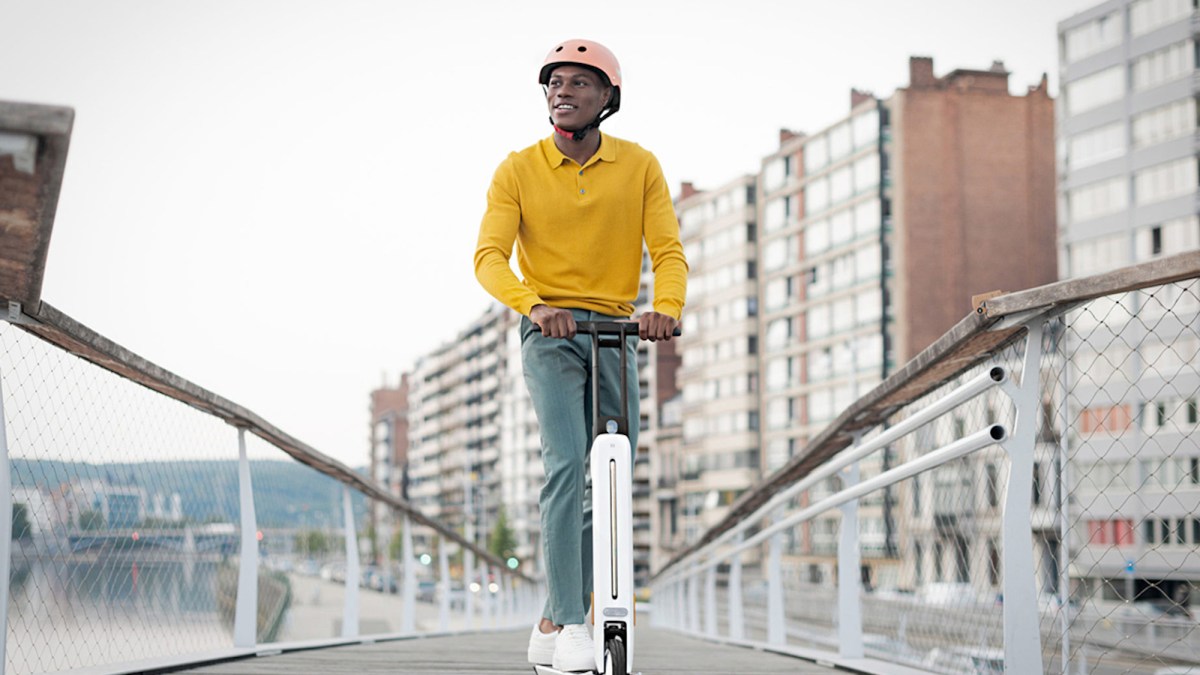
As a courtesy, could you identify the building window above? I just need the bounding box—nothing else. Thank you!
[1065,66,1123,115]
[1132,98,1196,149]
[1134,157,1199,205]
[1131,0,1193,36]
[955,536,970,583]
[1070,233,1130,277]
[1033,461,1044,506]
[986,463,999,509]
[934,540,945,581]
[1132,40,1194,91]
[1068,122,1126,169]
[987,539,1000,586]
[1136,216,1200,261]
[1064,11,1123,62]
[914,541,924,585]
[1068,176,1128,223]
[1080,404,1134,435]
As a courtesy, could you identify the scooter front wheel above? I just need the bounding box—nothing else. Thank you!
[604,637,626,675]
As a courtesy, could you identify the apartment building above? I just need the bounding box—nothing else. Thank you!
[368,375,410,565]
[407,305,511,560]
[756,57,1057,590]
[1058,0,1200,606]
[674,176,761,548]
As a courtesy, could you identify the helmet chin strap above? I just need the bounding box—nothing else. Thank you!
[550,118,596,143]
[548,103,614,143]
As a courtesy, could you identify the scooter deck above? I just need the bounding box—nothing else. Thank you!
[530,662,638,667]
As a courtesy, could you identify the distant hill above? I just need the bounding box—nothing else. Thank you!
[11,459,370,529]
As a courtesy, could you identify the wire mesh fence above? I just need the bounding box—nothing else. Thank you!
[2,320,238,673]
[1046,278,1200,675]
[2,315,538,674]
[667,275,1200,674]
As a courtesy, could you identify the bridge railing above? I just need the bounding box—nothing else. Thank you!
[0,302,540,675]
[651,251,1200,675]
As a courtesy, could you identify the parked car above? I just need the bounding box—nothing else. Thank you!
[916,582,980,606]
[416,580,436,603]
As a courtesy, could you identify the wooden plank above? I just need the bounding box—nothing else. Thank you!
[177,628,839,674]
[0,100,74,308]
[14,301,523,579]
[981,249,1200,319]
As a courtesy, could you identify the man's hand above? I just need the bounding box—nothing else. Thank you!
[638,312,677,342]
[529,304,576,339]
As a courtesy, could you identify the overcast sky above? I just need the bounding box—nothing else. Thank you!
[1,0,1098,467]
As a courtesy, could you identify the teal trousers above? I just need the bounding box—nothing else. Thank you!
[520,309,639,626]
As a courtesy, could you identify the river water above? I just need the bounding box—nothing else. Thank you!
[7,556,231,675]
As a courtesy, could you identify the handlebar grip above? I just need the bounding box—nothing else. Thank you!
[545,320,682,338]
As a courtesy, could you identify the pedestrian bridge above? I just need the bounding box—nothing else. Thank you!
[6,102,1200,675]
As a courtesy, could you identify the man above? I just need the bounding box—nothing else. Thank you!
[473,39,687,672]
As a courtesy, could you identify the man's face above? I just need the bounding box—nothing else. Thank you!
[545,65,611,131]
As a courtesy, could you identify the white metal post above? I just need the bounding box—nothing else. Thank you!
[837,460,864,659]
[401,514,415,633]
[480,562,491,627]
[0,368,13,675]
[767,510,786,647]
[438,535,450,632]
[342,486,361,637]
[728,534,745,641]
[704,566,717,637]
[687,572,700,634]
[233,428,259,649]
[464,546,475,628]
[1000,323,1046,674]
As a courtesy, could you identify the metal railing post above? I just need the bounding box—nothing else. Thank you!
[460,542,475,629]
[704,566,717,637]
[401,514,415,633]
[342,486,360,637]
[728,534,744,641]
[1000,323,1046,674]
[480,562,491,627]
[438,535,451,631]
[767,510,786,647]
[687,570,700,634]
[233,428,259,649]
[837,459,863,659]
[0,368,12,675]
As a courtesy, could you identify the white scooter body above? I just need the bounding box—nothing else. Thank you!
[590,429,635,674]
[534,429,637,675]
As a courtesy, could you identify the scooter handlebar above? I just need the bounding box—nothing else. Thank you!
[553,320,681,338]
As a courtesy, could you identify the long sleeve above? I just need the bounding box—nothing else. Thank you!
[474,158,545,316]
[642,155,689,320]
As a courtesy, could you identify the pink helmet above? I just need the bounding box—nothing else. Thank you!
[539,39,622,117]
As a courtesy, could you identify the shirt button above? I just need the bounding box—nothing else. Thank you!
[578,170,584,176]
[580,189,586,194]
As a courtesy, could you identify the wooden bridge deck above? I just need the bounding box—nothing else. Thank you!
[177,627,845,674]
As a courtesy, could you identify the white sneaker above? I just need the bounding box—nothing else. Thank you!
[552,623,596,673]
[527,623,557,665]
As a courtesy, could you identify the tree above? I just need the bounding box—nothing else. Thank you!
[79,510,105,531]
[488,506,517,562]
[12,503,31,540]
[294,529,330,556]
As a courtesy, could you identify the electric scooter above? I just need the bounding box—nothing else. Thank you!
[534,320,678,675]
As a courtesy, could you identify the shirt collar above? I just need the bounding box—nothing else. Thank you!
[541,133,617,169]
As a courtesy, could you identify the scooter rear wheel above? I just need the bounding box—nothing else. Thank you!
[604,637,626,675]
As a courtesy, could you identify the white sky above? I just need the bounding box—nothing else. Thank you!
[1,0,1098,467]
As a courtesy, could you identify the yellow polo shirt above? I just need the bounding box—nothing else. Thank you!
[474,134,688,320]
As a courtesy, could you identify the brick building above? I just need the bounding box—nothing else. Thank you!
[753,56,1057,590]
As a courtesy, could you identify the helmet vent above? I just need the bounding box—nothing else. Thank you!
[555,46,564,52]
[577,46,587,51]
